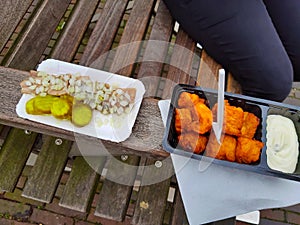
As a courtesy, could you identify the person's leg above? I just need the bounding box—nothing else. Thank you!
[163,0,293,101]
[263,0,300,81]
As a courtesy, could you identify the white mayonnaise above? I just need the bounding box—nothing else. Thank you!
[266,115,299,173]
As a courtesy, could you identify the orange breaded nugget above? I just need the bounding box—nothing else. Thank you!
[240,112,260,139]
[224,104,244,136]
[178,132,208,154]
[213,101,244,136]
[205,133,237,162]
[177,92,205,108]
[175,108,193,135]
[189,102,213,134]
[236,137,264,164]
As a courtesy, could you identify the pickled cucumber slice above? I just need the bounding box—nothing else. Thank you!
[72,103,93,127]
[51,98,71,119]
[60,94,74,105]
[26,95,57,115]
[34,95,57,114]
[26,98,39,114]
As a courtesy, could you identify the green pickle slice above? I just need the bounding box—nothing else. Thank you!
[51,98,71,119]
[26,95,57,114]
[34,95,57,114]
[26,98,39,114]
[72,103,93,127]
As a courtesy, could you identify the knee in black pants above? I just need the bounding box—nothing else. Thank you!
[241,62,293,102]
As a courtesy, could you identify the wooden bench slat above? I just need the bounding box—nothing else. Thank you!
[59,156,105,212]
[80,0,130,68]
[0,68,30,122]
[22,136,72,203]
[162,28,196,99]
[197,50,221,90]
[4,0,71,70]
[198,51,242,94]
[0,0,33,52]
[171,190,189,225]
[137,0,174,97]
[51,0,100,62]
[109,0,156,76]
[132,158,173,225]
[95,155,140,221]
[0,128,37,192]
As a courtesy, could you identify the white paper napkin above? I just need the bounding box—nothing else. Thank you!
[159,100,300,225]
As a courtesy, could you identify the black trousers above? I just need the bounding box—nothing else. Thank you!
[163,0,300,101]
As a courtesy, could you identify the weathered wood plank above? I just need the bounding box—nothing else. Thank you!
[80,0,129,68]
[162,28,196,99]
[0,128,37,192]
[109,0,156,76]
[0,0,33,52]
[4,0,71,70]
[198,51,242,93]
[95,156,140,221]
[59,156,105,212]
[137,0,174,97]
[132,157,174,225]
[197,49,242,95]
[51,0,100,62]
[197,50,221,90]
[0,67,167,158]
[22,136,72,203]
[171,190,189,225]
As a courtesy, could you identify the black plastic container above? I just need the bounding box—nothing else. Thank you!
[162,84,300,181]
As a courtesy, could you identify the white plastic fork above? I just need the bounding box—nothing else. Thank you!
[212,69,225,143]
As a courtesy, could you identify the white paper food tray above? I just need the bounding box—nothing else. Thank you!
[16,59,146,142]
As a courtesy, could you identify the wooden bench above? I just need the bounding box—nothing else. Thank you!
[0,0,240,224]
